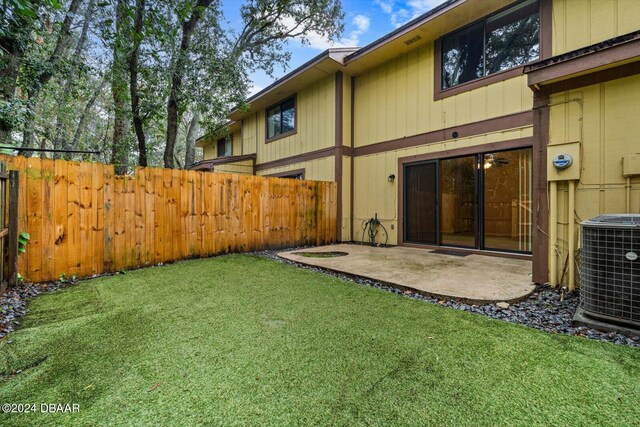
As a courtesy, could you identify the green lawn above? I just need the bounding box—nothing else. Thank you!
[1,255,638,426]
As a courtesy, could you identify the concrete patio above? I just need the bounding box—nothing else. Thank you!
[278,244,535,303]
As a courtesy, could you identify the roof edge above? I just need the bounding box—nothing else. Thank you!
[231,47,358,115]
[344,0,463,63]
[524,30,640,73]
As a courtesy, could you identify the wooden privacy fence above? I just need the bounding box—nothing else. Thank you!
[2,155,337,283]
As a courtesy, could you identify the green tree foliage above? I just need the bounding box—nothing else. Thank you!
[0,0,344,171]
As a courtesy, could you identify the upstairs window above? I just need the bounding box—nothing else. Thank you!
[217,136,232,157]
[266,96,296,140]
[441,0,540,89]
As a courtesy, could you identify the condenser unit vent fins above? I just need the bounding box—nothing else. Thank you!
[579,214,640,327]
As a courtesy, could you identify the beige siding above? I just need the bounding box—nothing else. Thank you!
[549,74,640,286]
[203,143,216,160]
[353,126,533,245]
[256,156,335,182]
[201,130,241,160]
[214,158,254,175]
[242,75,336,164]
[552,0,640,55]
[353,43,532,148]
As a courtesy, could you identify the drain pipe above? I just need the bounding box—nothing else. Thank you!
[626,177,632,213]
[567,180,576,291]
[549,181,558,287]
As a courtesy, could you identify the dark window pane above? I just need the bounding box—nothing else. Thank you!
[485,0,539,75]
[483,148,532,252]
[281,105,295,133]
[266,105,281,139]
[441,23,484,89]
[404,162,437,244]
[440,156,476,247]
[266,97,295,139]
[217,137,231,157]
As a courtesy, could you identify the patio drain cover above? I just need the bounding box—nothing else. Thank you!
[431,249,470,257]
[292,251,349,258]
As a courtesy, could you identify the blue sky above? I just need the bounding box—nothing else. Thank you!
[221,0,443,95]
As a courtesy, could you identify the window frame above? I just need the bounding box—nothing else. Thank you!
[265,95,297,143]
[216,135,232,158]
[434,0,549,100]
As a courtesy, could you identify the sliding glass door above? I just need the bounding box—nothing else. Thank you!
[440,156,477,247]
[403,147,532,253]
[404,161,438,244]
[483,148,532,252]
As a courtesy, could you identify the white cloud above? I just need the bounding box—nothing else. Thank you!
[248,84,264,96]
[353,14,370,33]
[282,14,370,51]
[376,0,442,28]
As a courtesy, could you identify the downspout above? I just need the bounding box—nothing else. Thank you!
[549,180,558,287]
[567,180,576,290]
[626,177,632,213]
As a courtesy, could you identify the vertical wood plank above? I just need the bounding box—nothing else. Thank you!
[40,159,55,280]
[144,167,155,266]
[93,162,105,274]
[26,157,43,282]
[103,165,115,273]
[135,168,146,265]
[78,161,93,277]
[53,160,68,279]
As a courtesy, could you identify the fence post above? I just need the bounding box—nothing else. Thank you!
[7,171,19,287]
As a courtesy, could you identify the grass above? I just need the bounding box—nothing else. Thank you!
[0,255,638,426]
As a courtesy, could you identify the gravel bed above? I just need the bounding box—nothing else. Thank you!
[0,280,76,339]
[2,250,639,348]
[252,247,640,348]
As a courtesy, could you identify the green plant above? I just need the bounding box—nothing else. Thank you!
[18,231,30,254]
[59,273,67,283]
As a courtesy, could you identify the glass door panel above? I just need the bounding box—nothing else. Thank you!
[440,156,476,247]
[483,148,532,251]
[404,162,438,244]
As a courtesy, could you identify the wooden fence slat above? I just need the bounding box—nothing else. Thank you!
[93,163,105,275]
[53,160,68,278]
[40,159,55,280]
[144,168,155,266]
[135,168,145,266]
[103,165,115,272]
[26,158,43,281]
[78,161,93,277]
[1,156,336,282]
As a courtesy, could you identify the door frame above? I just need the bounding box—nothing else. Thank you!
[397,137,534,254]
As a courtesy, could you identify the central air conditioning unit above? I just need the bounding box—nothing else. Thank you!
[577,214,640,332]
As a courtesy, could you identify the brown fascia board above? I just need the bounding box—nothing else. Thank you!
[188,154,257,171]
[343,0,464,63]
[195,121,241,148]
[227,48,358,121]
[524,30,640,87]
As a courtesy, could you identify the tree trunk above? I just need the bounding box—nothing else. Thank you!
[129,0,147,167]
[184,113,199,168]
[20,88,36,157]
[111,0,130,174]
[163,0,214,168]
[69,78,107,159]
[52,0,96,159]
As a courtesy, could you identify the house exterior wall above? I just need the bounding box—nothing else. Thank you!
[214,158,254,175]
[352,44,533,148]
[194,0,640,287]
[552,0,640,55]
[256,156,335,182]
[201,130,242,159]
[547,73,640,286]
[353,129,533,245]
[241,74,336,164]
